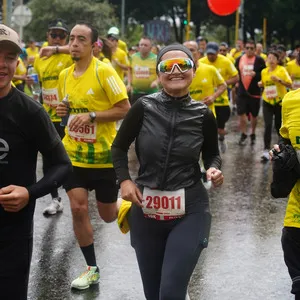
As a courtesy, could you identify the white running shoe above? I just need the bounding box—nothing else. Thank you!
[219,139,227,153]
[43,198,63,215]
[71,266,100,290]
[261,149,270,162]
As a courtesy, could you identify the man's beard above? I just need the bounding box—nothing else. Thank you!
[72,56,80,61]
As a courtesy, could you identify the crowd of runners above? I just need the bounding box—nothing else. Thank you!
[1,17,300,300]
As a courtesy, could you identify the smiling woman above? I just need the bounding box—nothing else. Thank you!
[112,44,224,299]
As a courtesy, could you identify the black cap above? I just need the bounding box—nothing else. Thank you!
[48,19,68,32]
[206,42,219,54]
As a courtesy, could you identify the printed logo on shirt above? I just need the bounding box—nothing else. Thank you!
[0,138,9,164]
[107,76,122,95]
[202,78,207,83]
[87,88,94,95]
[57,62,63,67]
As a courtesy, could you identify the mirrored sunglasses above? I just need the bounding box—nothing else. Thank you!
[158,58,194,74]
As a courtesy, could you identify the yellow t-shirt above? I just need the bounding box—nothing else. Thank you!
[13,58,27,86]
[111,48,129,81]
[230,48,242,60]
[261,65,292,105]
[189,62,225,116]
[280,89,300,228]
[26,47,39,63]
[58,57,128,168]
[226,53,235,63]
[118,39,128,54]
[97,54,111,66]
[200,54,238,106]
[286,60,300,90]
[34,54,74,122]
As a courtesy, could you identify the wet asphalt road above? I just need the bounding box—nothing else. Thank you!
[28,114,293,300]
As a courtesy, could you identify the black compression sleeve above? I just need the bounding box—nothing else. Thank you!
[26,142,72,200]
[112,100,144,183]
[201,109,222,170]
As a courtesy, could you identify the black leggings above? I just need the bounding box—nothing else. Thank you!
[42,122,65,198]
[262,101,282,149]
[0,237,33,300]
[128,198,211,300]
[282,227,300,297]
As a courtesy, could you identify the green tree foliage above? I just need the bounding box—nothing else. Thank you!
[25,0,118,42]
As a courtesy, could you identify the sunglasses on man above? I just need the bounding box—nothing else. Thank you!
[50,33,67,40]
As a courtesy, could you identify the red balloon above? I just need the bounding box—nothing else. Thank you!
[208,0,241,16]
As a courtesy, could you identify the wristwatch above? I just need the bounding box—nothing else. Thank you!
[89,111,96,123]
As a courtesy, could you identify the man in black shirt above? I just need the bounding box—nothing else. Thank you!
[235,40,266,146]
[0,24,72,299]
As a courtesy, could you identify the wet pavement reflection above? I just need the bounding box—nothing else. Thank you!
[28,115,293,300]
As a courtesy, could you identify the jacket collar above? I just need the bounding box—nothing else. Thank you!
[161,90,191,107]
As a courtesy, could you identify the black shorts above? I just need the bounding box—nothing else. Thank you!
[64,167,118,203]
[237,94,261,117]
[215,106,231,129]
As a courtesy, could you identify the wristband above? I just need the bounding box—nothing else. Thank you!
[55,46,59,54]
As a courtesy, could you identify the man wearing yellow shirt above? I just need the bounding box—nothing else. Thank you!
[230,40,244,115]
[286,55,300,90]
[184,41,226,119]
[26,40,39,65]
[255,43,267,61]
[13,57,27,91]
[107,26,128,54]
[259,50,292,160]
[272,88,300,300]
[56,21,130,291]
[107,33,129,81]
[34,19,73,215]
[230,39,244,60]
[200,42,239,152]
[219,42,235,63]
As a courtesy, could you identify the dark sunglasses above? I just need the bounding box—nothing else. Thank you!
[246,46,255,50]
[50,33,67,40]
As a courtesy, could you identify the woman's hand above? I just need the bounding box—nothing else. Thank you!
[206,167,224,188]
[120,180,143,207]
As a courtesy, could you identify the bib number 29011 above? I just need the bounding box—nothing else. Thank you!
[142,187,185,220]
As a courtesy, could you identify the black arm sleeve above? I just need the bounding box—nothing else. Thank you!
[26,142,72,200]
[112,100,144,183]
[201,109,222,170]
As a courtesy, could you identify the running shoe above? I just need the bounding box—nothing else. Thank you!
[250,133,256,145]
[71,266,100,290]
[219,139,227,153]
[238,133,247,146]
[231,105,237,116]
[261,149,270,162]
[43,197,63,215]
